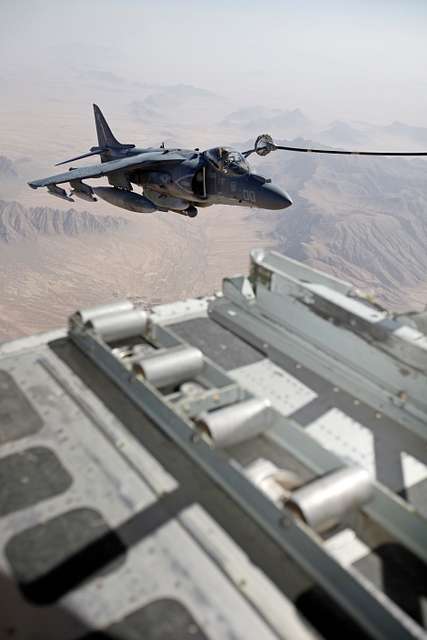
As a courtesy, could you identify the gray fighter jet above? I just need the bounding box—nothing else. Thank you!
[28,105,427,218]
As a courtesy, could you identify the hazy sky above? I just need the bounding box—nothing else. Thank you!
[1,0,427,125]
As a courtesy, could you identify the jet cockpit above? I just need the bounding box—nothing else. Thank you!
[204,147,249,176]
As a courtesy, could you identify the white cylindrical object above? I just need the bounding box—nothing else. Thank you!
[78,300,134,325]
[134,345,204,387]
[89,309,148,342]
[197,397,273,448]
[246,458,301,506]
[287,466,373,533]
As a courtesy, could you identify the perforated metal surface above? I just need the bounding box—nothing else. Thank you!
[230,359,317,416]
[305,408,427,491]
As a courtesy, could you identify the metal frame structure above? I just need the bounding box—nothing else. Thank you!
[67,290,426,639]
[1,247,426,639]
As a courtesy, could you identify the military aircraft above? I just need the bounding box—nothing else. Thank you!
[28,105,427,218]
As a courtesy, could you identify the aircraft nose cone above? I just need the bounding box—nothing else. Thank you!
[259,184,293,210]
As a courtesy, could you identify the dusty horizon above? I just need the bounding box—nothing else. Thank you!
[1,0,427,127]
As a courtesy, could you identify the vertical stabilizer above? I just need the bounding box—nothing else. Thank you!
[93,104,124,149]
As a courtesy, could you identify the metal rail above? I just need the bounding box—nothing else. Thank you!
[69,325,423,640]
[209,300,427,567]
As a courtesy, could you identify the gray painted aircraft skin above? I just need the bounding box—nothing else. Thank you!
[28,105,427,218]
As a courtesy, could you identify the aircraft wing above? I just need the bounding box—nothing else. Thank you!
[28,151,186,189]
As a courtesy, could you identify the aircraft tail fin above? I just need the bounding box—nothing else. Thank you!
[54,105,135,166]
[93,103,122,148]
[93,104,134,150]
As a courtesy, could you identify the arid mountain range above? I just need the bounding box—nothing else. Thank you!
[0,200,126,242]
[0,87,426,340]
[0,198,274,341]
[251,144,427,309]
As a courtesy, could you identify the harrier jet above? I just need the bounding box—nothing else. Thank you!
[29,105,427,217]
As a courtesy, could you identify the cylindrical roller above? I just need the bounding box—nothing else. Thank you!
[77,300,134,325]
[196,397,273,448]
[133,345,204,387]
[246,458,301,506]
[287,466,373,533]
[88,308,148,342]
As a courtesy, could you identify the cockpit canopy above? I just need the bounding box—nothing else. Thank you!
[204,147,249,176]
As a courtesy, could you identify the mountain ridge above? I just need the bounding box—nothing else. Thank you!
[254,141,427,309]
[0,200,128,243]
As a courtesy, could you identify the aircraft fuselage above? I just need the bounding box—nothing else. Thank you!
[106,146,292,212]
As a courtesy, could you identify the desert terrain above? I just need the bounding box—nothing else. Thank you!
[0,198,276,340]
[1,79,427,341]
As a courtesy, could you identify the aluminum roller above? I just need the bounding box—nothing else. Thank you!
[196,397,274,448]
[88,308,148,343]
[133,345,204,388]
[287,466,373,533]
[77,300,135,325]
[245,458,301,506]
